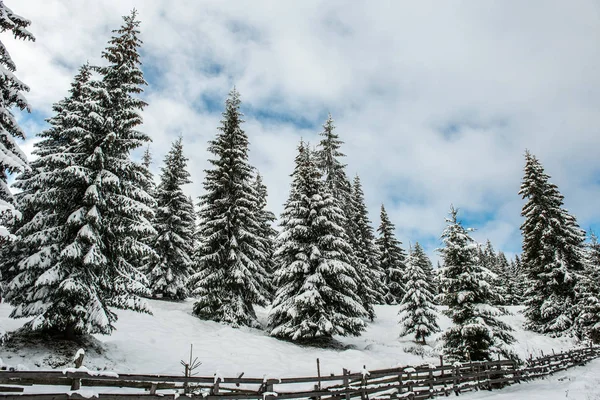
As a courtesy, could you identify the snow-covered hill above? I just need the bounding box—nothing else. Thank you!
[0,299,580,379]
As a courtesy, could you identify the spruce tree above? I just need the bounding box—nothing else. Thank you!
[268,141,366,341]
[253,172,276,297]
[314,114,352,204]
[147,137,195,300]
[376,204,407,304]
[398,242,439,344]
[439,207,515,361]
[519,151,586,335]
[350,175,386,319]
[0,1,35,239]
[4,12,154,337]
[190,88,271,327]
[573,233,600,342]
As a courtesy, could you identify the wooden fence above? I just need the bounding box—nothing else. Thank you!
[1,345,598,400]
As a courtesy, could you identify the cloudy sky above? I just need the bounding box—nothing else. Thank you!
[7,0,600,262]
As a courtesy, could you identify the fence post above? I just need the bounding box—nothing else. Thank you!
[343,368,350,400]
[213,377,221,395]
[70,349,85,391]
[360,365,367,400]
[452,365,458,396]
[428,366,434,398]
[264,379,275,400]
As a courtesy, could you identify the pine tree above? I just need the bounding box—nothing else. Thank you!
[350,175,385,319]
[268,141,366,341]
[376,204,407,304]
[398,242,439,344]
[253,172,276,297]
[513,255,527,303]
[439,207,515,361]
[519,151,585,335]
[314,114,352,205]
[0,1,35,239]
[573,232,600,342]
[4,12,154,337]
[141,145,155,195]
[147,137,195,300]
[190,88,271,327]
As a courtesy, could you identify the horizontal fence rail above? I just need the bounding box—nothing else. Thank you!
[1,345,598,400]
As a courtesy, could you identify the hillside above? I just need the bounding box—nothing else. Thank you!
[0,299,579,378]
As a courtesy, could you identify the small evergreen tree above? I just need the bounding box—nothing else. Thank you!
[268,141,366,341]
[376,204,407,304]
[147,137,195,300]
[439,207,515,361]
[519,151,586,335]
[398,242,439,344]
[350,175,385,319]
[190,88,271,327]
[0,1,35,239]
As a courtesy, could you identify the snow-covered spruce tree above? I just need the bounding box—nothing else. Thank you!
[573,232,600,342]
[253,172,277,297]
[4,64,114,336]
[376,204,407,305]
[350,175,385,320]
[268,141,366,341]
[519,151,586,336]
[190,88,271,327]
[439,207,515,361]
[0,1,35,240]
[5,12,154,338]
[314,114,352,205]
[398,242,439,344]
[495,252,514,305]
[146,137,195,300]
[141,145,155,196]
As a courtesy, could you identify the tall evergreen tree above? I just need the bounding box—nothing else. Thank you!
[253,172,276,297]
[398,242,439,344]
[268,141,366,341]
[574,232,600,342]
[439,207,515,361]
[0,1,35,239]
[314,114,351,204]
[350,175,385,319]
[519,151,586,335]
[4,12,154,337]
[190,88,271,327]
[140,145,155,195]
[376,204,407,304]
[147,137,195,300]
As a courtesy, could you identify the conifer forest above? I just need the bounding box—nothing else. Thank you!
[1,1,599,373]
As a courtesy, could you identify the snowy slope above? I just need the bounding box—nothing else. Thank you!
[0,300,582,380]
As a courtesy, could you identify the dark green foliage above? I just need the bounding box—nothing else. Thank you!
[398,242,439,344]
[268,141,366,340]
[376,204,407,305]
[3,11,154,337]
[190,88,271,327]
[0,0,35,238]
[350,176,385,319]
[439,207,515,362]
[519,151,585,336]
[147,137,195,300]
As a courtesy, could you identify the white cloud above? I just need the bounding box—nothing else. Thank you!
[6,0,600,261]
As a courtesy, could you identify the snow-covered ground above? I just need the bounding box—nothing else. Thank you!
[0,300,595,398]
[463,358,600,400]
